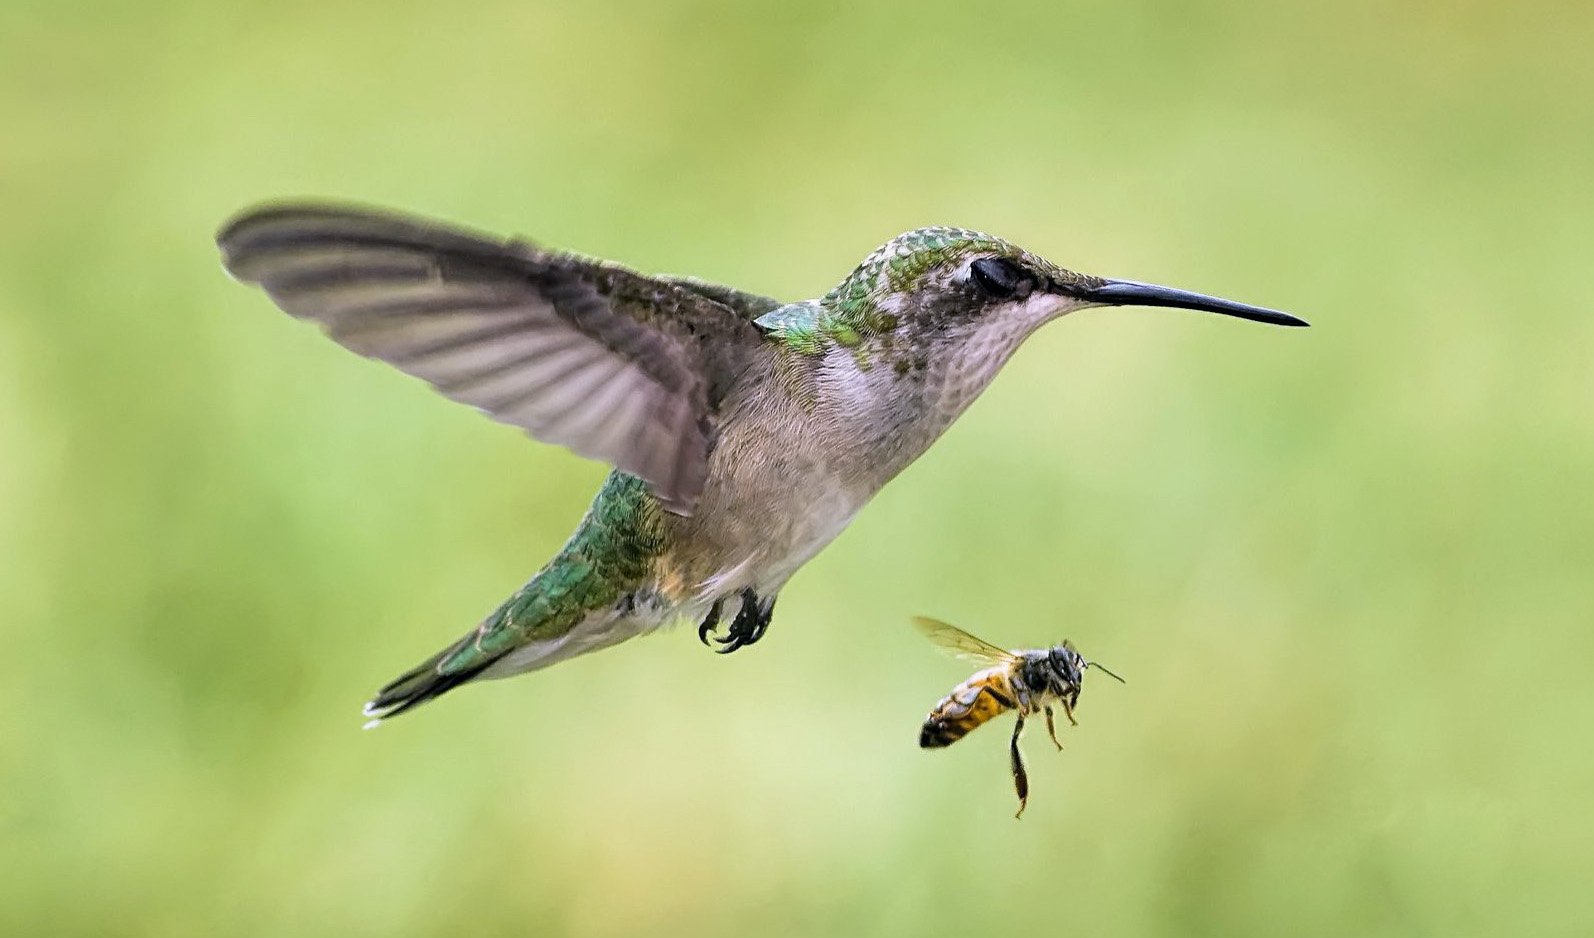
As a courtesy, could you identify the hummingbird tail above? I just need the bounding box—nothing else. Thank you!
[361,634,494,728]
[360,473,663,727]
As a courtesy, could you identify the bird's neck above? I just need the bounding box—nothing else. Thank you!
[803,301,1070,490]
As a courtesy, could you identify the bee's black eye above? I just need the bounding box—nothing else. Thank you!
[969,257,1033,300]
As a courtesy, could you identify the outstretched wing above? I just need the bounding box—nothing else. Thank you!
[911,616,1018,666]
[217,203,771,515]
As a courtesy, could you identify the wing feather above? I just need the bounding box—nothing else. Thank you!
[217,203,772,513]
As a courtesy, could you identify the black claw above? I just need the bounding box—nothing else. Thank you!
[696,599,724,647]
[709,588,776,655]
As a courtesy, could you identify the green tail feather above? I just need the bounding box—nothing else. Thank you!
[362,472,665,725]
[362,634,489,724]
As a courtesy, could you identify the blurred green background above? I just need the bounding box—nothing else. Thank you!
[4,1,1592,935]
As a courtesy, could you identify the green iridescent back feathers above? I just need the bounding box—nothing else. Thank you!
[368,473,666,713]
[451,473,665,668]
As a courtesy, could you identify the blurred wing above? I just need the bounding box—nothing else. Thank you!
[911,616,1018,665]
[217,203,768,514]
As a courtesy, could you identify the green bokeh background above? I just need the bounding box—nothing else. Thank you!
[4,1,1592,935]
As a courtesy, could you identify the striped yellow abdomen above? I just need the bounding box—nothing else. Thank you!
[919,667,1018,748]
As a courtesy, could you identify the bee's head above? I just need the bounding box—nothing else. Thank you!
[1053,641,1126,688]
[1049,643,1087,687]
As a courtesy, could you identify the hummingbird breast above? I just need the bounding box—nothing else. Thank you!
[645,300,1061,607]
[645,347,870,603]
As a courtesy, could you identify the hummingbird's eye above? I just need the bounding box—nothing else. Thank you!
[969,257,1033,301]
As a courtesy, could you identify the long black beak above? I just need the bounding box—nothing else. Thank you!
[1077,279,1308,328]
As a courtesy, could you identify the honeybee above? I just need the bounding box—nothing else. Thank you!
[914,616,1123,817]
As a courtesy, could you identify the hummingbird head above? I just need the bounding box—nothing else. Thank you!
[786,226,1305,413]
[826,226,1305,341]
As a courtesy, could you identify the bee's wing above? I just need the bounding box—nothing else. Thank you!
[911,616,1019,666]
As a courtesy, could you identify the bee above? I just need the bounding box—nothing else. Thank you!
[914,616,1123,817]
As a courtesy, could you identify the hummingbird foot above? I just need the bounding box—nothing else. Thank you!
[695,598,725,647]
[699,588,776,654]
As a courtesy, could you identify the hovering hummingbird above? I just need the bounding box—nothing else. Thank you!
[216,203,1305,724]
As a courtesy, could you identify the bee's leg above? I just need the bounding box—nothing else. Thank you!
[1061,696,1079,727]
[1044,706,1063,752]
[1010,714,1029,819]
[709,588,777,654]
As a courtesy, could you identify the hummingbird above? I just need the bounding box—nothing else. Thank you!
[216,203,1306,724]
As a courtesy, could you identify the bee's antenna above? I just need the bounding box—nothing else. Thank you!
[1087,661,1126,684]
